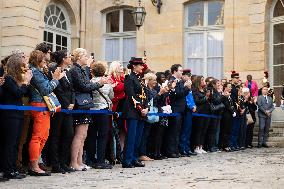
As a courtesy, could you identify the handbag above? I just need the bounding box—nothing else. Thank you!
[246,113,254,125]
[210,102,225,113]
[31,85,61,112]
[75,93,94,110]
[147,98,159,123]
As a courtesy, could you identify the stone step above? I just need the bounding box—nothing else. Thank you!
[253,132,284,137]
[252,141,278,147]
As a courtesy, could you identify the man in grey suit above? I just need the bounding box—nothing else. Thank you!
[257,86,275,148]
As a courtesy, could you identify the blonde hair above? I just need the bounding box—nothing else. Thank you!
[109,61,122,78]
[71,48,87,62]
[144,72,157,84]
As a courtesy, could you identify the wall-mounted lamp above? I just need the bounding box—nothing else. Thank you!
[151,0,162,14]
[132,0,146,30]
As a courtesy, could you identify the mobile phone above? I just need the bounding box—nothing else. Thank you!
[91,53,95,57]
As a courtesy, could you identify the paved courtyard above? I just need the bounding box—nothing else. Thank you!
[1,148,284,189]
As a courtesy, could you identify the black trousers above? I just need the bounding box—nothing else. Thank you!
[1,116,23,173]
[139,123,152,156]
[206,118,220,149]
[220,113,232,148]
[86,114,111,164]
[21,119,33,166]
[149,122,165,156]
[193,117,210,146]
[164,114,182,155]
[47,113,74,167]
[246,110,256,146]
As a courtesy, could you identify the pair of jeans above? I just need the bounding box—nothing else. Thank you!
[86,114,111,164]
[179,110,193,153]
[1,116,23,174]
[230,117,241,148]
[47,113,74,167]
[164,114,182,155]
[123,119,144,165]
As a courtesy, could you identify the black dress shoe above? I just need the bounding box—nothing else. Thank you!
[167,154,179,158]
[51,166,66,174]
[188,151,197,156]
[160,155,168,159]
[0,177,10,182]
[61,165,76,173]
[28,170,51,176]
[180,151,190,157]
[152,155,163,160]
[92,163,113,169]
[132,161,145,167]
[262,144,269,148]
[3,172,26,179]
[122,163,135,168]
[257,144,262,148]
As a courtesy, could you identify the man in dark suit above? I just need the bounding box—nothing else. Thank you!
[164,64,191,158]
[257,86,275,148]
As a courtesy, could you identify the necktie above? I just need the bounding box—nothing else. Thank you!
[265,96,268,104]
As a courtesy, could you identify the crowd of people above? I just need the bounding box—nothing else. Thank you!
[0,43,283,181]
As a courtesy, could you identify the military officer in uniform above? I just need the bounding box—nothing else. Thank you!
[122,57,149,168]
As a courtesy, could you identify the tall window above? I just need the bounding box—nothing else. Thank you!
[104,9,136,67]
[184,1,224,79]
[44,4,71,51]
[271,0,284,105]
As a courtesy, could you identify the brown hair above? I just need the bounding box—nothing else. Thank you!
[194,76,204,90]
[91,63,106,77]
[29,50,46,67]
[6,53,26,83]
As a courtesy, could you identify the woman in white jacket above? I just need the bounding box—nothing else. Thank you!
[85,62,114,169]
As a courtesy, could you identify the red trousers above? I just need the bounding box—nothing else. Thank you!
[29,102,50,162]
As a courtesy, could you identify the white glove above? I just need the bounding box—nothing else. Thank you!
[232,112,237,117]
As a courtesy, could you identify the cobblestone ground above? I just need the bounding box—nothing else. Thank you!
[1,148,284,189]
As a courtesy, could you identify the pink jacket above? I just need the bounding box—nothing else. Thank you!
[245,80,258,97]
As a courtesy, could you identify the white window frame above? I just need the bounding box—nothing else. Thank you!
[103,9,137,66]
[44,3,71,52]
[184,1,224,78]
[269,0,284,88]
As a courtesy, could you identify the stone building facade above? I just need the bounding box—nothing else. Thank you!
[0,0,283,122]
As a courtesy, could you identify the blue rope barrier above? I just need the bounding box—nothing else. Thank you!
[0,104,221,118]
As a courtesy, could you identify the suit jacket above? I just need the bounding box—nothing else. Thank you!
[48,65,75,109]
[168,76,189,113]
[257,95,275,118]
[122,72,148,120]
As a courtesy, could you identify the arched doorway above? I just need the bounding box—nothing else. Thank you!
[43,3,71,51]
[270,0,284,105]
